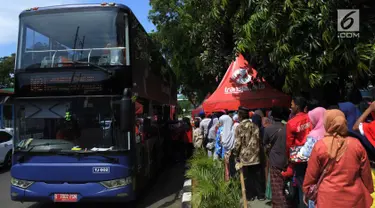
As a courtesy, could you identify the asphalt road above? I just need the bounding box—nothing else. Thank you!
[0,163,185,208]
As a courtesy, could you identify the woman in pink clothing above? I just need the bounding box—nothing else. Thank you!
[303,110,373,208]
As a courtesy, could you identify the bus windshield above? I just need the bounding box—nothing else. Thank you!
[17,9,128,70]
[14,97,129,152]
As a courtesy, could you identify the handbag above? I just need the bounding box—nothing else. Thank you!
[289,146,307,163]
[289,137,318,163]
[283,176,296,201]
[305,159,334,201]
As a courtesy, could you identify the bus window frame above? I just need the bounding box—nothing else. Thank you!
[16,9,131,69]
[124,13,130,66]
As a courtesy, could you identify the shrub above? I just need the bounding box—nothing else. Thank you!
[186,149,242,208]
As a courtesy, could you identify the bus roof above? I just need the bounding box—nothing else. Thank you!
[20,3,131,16]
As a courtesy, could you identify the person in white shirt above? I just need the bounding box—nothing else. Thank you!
[199,113,211,151]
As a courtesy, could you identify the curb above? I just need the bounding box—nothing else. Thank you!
[181,179,192,208]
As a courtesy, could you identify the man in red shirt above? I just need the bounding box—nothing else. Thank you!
[285,97,312,157]
[283,96,312,208]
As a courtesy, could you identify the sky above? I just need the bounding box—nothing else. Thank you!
[0,0,155,57]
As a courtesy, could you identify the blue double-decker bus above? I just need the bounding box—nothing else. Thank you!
[10,3,177,203]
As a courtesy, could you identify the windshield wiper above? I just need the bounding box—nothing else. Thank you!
[69,61,113,75]
[17,146,119,164]
[16,142,71,163]
[57,151,119,164]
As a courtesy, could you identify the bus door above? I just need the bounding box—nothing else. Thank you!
[135,121,143,174]
[142,119,152,179]
[143,118,160,179]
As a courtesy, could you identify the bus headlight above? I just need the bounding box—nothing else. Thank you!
[100,177,132,189]
[11,177,34,189]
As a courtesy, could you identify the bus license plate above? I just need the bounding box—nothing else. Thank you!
[54,194,78,202]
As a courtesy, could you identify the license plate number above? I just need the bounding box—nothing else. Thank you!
[54,194,78,202]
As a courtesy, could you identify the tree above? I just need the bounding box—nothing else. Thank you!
[149,0,234,105]
[0,54,15,88]
[150,0,375,103]
[231,0,375,96]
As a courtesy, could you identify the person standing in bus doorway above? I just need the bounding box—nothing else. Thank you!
[183,117,194,159]
[233,106,263,201]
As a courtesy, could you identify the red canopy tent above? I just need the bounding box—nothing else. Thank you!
[202,54,291,113]
[191,93,211,117]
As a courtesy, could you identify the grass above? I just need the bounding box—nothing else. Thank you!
[186,149,242,208]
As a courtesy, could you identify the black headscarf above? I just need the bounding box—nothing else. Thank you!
[252,114,262,128]
[252,114,264,139]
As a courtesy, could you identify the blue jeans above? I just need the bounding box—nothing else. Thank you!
[308,200,315,208]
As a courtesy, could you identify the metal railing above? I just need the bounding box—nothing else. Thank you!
[25,47,126,67]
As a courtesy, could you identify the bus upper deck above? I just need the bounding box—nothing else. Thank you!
[11,3,176,203]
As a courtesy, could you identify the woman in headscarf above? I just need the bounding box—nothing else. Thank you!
[221,115,235,155]
[299,107,326,208]
[231,114,240,136]
[219,114,234,180]
[297,107,326,161]
[225,114,240,178]
[214,120,223,160]
[303,110,373,208]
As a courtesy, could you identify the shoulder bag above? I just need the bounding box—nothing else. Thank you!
[305,159,334,201]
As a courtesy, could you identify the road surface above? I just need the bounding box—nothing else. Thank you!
[0,163,185,208]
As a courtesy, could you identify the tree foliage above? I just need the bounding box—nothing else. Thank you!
[149,0,234,104]
[149,0,375,102]
[233,0,375,94]
[0,54,15,88]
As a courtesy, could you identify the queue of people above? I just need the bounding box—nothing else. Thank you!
[191,96,375,208]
